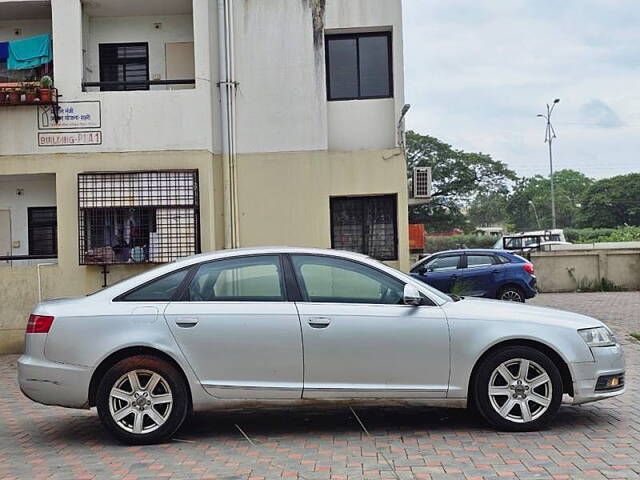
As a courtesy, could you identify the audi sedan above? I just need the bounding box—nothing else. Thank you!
[19,247,625,444]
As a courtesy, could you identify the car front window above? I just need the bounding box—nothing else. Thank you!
[291,255,404,304]
[426,255,460,272]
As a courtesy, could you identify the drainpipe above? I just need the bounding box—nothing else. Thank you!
[217,0,239,249]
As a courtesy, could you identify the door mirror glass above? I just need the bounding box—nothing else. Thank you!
[403,284,422,306]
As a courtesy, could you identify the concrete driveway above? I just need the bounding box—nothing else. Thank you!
[1,292,638,480]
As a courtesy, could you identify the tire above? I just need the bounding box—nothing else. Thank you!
[497,285,525,302]
[473,346,563,432]
[96,355,189,444]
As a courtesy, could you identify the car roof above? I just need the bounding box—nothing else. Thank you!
[90,247,387,300]
[429,248,509,255]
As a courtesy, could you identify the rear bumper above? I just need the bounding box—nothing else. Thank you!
[523,276,537,299]
[18,354,92,409]
[569,344,626,405]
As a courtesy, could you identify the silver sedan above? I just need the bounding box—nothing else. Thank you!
[18,247,625,444]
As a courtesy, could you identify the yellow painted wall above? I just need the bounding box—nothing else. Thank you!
[235,148,410,271]
[0,150,223,353]
[0,147,409,353]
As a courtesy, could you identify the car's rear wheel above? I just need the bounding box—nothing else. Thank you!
[473,346,563,431]
[497,285,525,302]
[96,355,188,444]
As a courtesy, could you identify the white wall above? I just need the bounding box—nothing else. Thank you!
[83,14,194,90]
[0,18,51,43]
[0,173,56,257]
[328,98,396,150]
[0,0,213,156]
[324,0,405,151]
[232,0,328,154]
[0,0,404,156]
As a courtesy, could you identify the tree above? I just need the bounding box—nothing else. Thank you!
[506,169,593,230]
[406,131,517,232]
[467,192,509,227]
[577,173,640,227]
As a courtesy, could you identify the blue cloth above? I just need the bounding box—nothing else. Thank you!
[7,34,52,70]
[0,42,8,61]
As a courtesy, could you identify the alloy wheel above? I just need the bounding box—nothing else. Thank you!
[108,369,173,434]
[501,290,523,302]
[488,358,552,423]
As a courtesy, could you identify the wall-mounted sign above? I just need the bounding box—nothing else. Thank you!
[38,131,102,147]
[38,101,101,130]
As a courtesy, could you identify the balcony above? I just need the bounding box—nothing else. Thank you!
[81,0,195,92]
[0,2,58,115]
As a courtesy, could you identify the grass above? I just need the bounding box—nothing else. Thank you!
[631,332,640,342]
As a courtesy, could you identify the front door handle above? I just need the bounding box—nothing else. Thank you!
[307,317,331,329]
[176,317,199,328]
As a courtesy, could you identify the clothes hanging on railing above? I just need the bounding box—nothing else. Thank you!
[7,34,52,70]
[0,42,8,62]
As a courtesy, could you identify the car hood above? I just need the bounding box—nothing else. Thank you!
[441,297,605,330]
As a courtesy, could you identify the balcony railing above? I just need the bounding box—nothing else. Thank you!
[0,83,60,121]
[81,79,196,91]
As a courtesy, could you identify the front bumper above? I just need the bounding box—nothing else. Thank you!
[18,354,92,409]
[569,344,626,405]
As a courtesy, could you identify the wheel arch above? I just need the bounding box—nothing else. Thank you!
[468,339,574,400]
[88,346,193,410]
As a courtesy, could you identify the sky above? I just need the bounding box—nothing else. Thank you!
[402,0,640,179]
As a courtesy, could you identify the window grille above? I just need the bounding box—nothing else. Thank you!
[78,170,200,265]
[330,195,398,261]
[28,207,57,257]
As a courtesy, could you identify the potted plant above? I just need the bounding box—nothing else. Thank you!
[25,84,37,102]
[39,76,53,102]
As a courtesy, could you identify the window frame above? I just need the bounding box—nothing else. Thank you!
[463,254,498,269]
[325,31,393,101]
[423,254,463,273]
[179,254,289,303]
[27,207,57,257]
[330,194,398,261]
[98,42,150,92]
[288,253,407,305]
[113,264,196,302]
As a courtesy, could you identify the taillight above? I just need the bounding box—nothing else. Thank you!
[523,263,534,275]
[26,314,54,334]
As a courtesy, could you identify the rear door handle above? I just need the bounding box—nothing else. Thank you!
[307,317,331,329]
[176,317,199,328]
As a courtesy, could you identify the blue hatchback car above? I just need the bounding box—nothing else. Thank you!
[410,249,537,302]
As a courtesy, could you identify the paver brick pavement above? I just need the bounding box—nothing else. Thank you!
[1,292,639,479]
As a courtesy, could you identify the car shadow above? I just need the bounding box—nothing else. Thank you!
[22,403,624,447]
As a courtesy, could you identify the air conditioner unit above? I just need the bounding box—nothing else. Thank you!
[413,167,432,198]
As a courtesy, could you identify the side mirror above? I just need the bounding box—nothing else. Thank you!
[403,284,422,306]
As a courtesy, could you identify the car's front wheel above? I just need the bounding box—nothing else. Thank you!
[473,346,563,431]
[96,355,189,444]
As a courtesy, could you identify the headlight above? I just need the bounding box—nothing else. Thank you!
[579,327,616,347]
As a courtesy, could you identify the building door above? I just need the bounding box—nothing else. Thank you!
[0,210,11,265]
[165,42,195,90]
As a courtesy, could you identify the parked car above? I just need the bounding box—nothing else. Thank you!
[19,247,625,444]
[411,249,537,302]
[493,229,569,253]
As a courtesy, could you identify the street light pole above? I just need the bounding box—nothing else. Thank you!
[528,200,541,229]
[538,99,560,229]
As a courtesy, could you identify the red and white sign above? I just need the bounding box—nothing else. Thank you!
[38,131,102,147]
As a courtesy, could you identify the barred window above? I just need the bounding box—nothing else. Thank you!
[330,195,398,261]
[78,171,200,265]
[28,207,57,257]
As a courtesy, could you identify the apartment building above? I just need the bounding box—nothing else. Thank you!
[0,0,410,353]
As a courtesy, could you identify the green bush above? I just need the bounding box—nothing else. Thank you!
[565,226,640,244]
[425,234,497,253]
